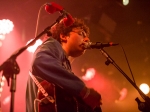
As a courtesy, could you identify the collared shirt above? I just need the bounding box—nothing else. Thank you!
[26,37,85,112]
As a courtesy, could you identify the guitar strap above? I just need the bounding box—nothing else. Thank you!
[29,71,55,104]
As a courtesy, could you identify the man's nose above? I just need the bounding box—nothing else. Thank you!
[83,37,90,42]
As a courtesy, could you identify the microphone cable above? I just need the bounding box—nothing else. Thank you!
[120,45,150,110]
[119,45,146,100]
[32,3,47,112]
[120,45,136,84]
[34,3,47,37]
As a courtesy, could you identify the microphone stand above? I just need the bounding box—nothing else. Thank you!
[99,48,150,112]
[0,13,66,112]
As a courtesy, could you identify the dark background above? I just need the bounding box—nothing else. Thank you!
[0,0,150,112]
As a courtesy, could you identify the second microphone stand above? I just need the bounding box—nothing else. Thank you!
[99,48,150,112]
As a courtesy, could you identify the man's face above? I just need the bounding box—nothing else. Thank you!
[66,28,90,57]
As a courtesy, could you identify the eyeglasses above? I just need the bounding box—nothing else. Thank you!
[70,30,87,38]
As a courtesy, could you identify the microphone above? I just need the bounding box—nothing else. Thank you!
[63,14,74,26]
[45,2,63,14]
[45,2,74,26]
[84,42,119,49]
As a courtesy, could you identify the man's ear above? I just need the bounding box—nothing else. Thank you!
[60,34,68,43]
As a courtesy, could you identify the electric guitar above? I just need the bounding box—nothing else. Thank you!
[37,80,102,112]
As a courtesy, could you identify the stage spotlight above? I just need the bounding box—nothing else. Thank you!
[3,95,10,105]
[26,39,42,53]
[0,34,5,40]
[0,76,5,95]
[0,41,2,47]
[0,19,14,47]
[139,83,150,95]
[119,88,128,101]
[123,0,129,6]
[0,19,14,35]
[116,0,129,6]
[82,68,96,81]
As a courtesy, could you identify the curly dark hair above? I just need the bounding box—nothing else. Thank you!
[50,18,90,43]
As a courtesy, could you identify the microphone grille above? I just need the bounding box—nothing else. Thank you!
[84,42,92,49]
[63,14,74,26]
[45,3,56,14]
[45,2,63,14]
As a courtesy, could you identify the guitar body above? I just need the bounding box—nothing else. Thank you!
[37,80,102,112]
[37,80,56,112]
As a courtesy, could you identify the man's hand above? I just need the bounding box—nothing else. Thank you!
[80,87,102,109]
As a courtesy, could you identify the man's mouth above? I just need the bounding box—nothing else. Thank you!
[80,44,86,49]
